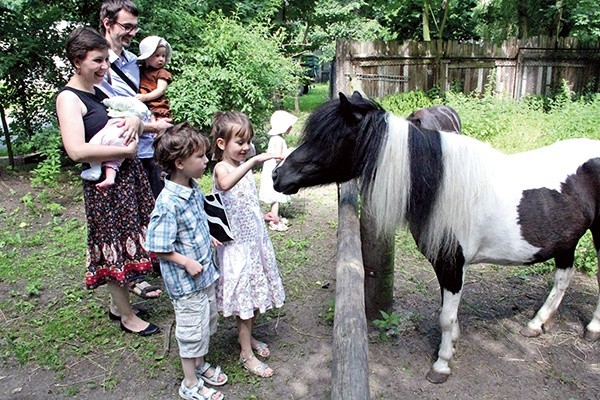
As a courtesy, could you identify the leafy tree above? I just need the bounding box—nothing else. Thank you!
[282,0,393,59]
[159,11,302,131]
[0,1,68,152]
[366,0,480,42]
[475,0,600,43]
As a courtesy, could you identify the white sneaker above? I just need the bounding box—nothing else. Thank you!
[179,380,224,400]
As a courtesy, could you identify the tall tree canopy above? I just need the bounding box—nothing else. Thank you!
[1,0,599,155]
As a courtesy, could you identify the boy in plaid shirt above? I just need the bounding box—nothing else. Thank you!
[146,122,227,400]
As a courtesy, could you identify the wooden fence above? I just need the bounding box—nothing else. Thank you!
[333,36,600,99]
[332,180,369,399]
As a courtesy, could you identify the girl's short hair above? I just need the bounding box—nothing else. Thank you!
[210,111,254,161]
[153,122,210,173]
[66,27,109,66]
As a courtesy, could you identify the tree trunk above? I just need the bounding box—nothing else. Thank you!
[422,0,431,41]
[0,104,14,168]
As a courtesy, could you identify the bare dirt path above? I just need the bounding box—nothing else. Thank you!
[1,175,599,399]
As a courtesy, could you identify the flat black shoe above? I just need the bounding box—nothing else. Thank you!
[108,308,148,321]
[120,321,160,337]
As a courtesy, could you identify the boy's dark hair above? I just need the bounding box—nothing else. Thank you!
[154,122,209,173]
[99,0,139,35]
[210,111,254,161]
[66,27,109,67]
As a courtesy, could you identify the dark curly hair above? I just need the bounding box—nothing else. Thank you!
[153,122,210,173]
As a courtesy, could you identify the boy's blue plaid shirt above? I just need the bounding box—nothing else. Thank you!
[146,178,219,299]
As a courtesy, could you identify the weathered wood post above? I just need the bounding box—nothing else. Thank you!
[361,203,395,320]
[331,180,369,400]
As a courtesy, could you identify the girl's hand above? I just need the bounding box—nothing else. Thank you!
[117,116,144,145]
[135,93,148,103]
[252,152,282,165]
[183,259,203,277]
[210,237,223,247]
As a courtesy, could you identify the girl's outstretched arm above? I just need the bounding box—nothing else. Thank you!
[215,153,280,191]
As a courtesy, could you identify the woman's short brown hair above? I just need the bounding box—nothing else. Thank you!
[66,27,109,66]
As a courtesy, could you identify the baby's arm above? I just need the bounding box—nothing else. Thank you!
[214,153,281,191]
[136,78,169,103]
[154,251,203,277]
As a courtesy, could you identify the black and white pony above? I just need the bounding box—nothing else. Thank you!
[407,104,461,133]
[273,91,600,383]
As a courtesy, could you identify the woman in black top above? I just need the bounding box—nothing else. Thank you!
[56,27,159,336]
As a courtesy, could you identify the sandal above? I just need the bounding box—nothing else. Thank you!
[239,354,273,378]
[269,221,289,232]
[179,380,223,400]
[196,362,228,386]
[129,281,162,299]
[251,341,270,358]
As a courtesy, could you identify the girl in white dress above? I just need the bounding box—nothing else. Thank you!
[211,111,286,378]
[259,110,297,231]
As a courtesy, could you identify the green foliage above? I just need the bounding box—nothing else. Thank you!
[378,90,436,116]
[318,298,335,325]
[574,232,599,276]
[168,12,302,131]
[0,1,73,149]
[372,310,403,341]
[30,125,64,187]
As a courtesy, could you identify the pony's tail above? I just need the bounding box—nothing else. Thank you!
[363,115,411,238]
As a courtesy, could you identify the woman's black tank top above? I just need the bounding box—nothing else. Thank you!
[59,86,110,142]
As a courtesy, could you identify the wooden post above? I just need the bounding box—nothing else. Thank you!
[331,180,369,400]
[361,201,395,320]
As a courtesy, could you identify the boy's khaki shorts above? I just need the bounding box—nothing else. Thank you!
[172,284,217,358]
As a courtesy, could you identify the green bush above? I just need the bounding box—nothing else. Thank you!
[30,125,63,188]
[168,12,302,132]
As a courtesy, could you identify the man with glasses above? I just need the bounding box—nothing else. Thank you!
[97,0,169,300]
[98,0,172,199]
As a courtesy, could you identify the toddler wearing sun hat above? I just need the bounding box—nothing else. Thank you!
[135,36,173,119]
[259,110,297,231]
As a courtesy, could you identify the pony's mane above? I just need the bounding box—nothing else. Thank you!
[300,95,387,178]
[366,114,501,261]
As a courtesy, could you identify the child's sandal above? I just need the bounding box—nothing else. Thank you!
[196,362,228,386]
[239,354,273,378]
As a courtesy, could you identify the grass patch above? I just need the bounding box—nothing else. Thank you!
[283,83,330,114]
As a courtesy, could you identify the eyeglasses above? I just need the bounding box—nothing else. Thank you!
[114,21,140,34]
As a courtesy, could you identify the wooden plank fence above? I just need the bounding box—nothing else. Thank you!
[334,36,600,99]
[332,180,369,399]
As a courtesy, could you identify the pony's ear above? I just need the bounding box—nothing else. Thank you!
[339,92,363,124]
[351,91,363,100]
[339,92,351,111]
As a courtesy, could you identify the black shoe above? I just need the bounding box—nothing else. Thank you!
[120,321,160,337]
[108,308,148,321]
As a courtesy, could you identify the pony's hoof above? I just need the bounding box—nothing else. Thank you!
[426,369,450,384]
[584,330,600,342]
[520,326,542,337]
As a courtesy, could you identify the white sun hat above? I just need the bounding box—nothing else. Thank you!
[267,110,298,136]
[137,36,172,63]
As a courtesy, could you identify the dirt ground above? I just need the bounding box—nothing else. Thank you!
[1,171,599,400]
